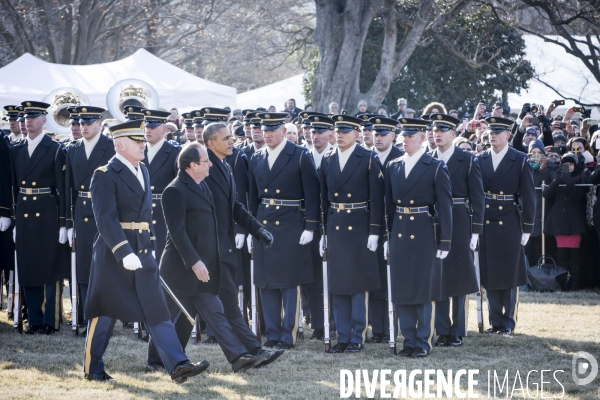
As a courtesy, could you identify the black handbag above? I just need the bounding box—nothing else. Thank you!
[527,255,569,292]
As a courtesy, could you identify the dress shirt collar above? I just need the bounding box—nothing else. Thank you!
[83,132,102,159]
[266,138,288,169]
[146,138,165,164]
[375,145,393,165]
[26,132,45,156]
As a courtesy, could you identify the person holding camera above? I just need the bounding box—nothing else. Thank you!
[542,152,589,291]
[567,137,595,165]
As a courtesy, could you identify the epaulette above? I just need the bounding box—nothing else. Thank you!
[95,166,108,173]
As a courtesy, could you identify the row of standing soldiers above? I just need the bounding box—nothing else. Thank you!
[0,103,534,363]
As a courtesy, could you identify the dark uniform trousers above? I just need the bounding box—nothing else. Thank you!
[396,302,435,352]
[333,292,369,345]
[85,316,186,375]
[486,288,518,329]
[435,295,468,337]
[23,281,62,329]
[261,286,301,345]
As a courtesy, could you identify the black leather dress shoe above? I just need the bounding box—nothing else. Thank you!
[434,335,448,347]
[411,347,428,358]
[328,343,349,354]
[310,329,325,340]
[232,352,270,373]
[78,328,88,338]
[25,325,42,335]
[485,326,501,334]
[398,347,414,357]
[145,363,166,373]
[253,348,285,368]
[497,327,512,335]
[203,336,218,345]
[447,335,462,346]
[367,334,383,343]
[263,339,279,348]
[170,360,210,382]
[274,341,293,350]
[382,336,390,342]
[123,322,133,329]
[41,325,58,335]
[85,371,114,382]
[343,343,364,353]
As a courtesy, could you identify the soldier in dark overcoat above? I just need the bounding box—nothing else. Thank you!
[319,114,384,354]
[384,118,453,358]
[478,116,535,335]
[429,113,485,347]
[247,112,321,350]
[10,101,68,335]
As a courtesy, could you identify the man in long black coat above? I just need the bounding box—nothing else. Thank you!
[84,120,208,382]
[247,112,321,350]
[65,106,115,328]
[384,118,453,358]
[429,113,485,347]
[10,101,68,335]
[478,117,535,335]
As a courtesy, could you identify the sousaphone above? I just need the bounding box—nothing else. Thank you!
[43,87,90,135]
[106,79,159,122]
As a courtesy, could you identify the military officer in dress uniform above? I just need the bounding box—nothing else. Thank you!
[240,112,265,160]
[367,116,403,344]
[358,114,378,150]
[247,112,321,350]
[192,110,207,145]
[384,117,453,358]
[124,105,145,121]
[235,110,254,149]
[83,120,209,382]
[17,106,27,137]
[174,112,193,145]
[67,106,82,141]
[0,114,14,289]
[478,116,535,335]
[10,101,68,334]
[5,105,24,142]
[65,106,115,331]
[141,109,181,261]
[429,113,485,347]
[319,115,384,353]
[303,114,334,340]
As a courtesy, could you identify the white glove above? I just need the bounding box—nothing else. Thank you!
[319,235,326,257]
[13,226,16,243]
[67,228,74,247]
[247,234,253,253]
[383,241,389,260]
[0,217,10,232]
[299,230,314,245]
[521,233,530,246]
[152,250,156,259]
[367,234,378,252]
[59,227,67,244]
[235,233,245,249]
[436,250,449,259]
[123,253,143,271]
[469,233,479,251]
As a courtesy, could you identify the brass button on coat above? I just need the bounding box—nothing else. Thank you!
[264,189,268,193]
[348,226,352,230]
[84,218,88,222]
[32,182,36,186]
[410,235,414,239]
[24,214,28,218]
[398,234,402,238]
[275,221,280,225]
[263,220,267,224]
[276,189,280,193]
[410,200,414,204]
[36,213,40,217]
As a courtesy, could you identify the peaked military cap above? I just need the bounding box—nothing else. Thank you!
[16,106,25,122]
[181,112,194,128]
[358,113,379,129]
[332,114,362,133]
[430,113,460,132]
[76,106,105,123]
[200,107,229,125]
[124,105,144,120]
[67,106,80,124]
[4,105,20,121]
[398,117,429,136]
[245,111,262,128]
[242,109,255,124]
[307,115,334,132]
[300,111,325,128]
[485,116,513,133]
[190,109,204,127]
[21,101,50,117]
[369,116,398,135]
[141,108,170,127]
[110,119,147,142]
[257,112,288,131]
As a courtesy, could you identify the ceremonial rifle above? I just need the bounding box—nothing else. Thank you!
[384,214,396,355]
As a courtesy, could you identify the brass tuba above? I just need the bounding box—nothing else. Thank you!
[106,79,159,122]
[43,87,90,135]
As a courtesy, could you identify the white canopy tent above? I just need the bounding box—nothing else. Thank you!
[236,74,305,111]
[0,49,237,112]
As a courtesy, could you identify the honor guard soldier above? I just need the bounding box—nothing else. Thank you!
[65,106,115,331]
[191,109,206,144]
[478,116,535,335]
[319,114,384,353]
[141,109,181,261]
[367,116,403,344]
[247,112,321,350]
[66,106,82,142]
[304,114,334,340]
[358,114,378,150]
[235,109,255,149]
[299,111,323,150]
[10,101,68,335]
[17,106,27,138]
[5,105,24,142]
[0,115,14,288]
[243,112,266,159]
[176,112,194,145]
[84,120,209,382]
[124,105,145,121]
[429,113,485,347]
[384,117,453,358]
